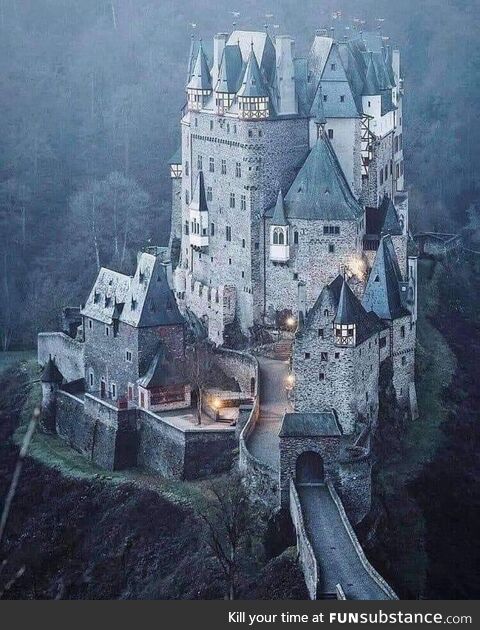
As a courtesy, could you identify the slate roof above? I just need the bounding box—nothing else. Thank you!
[317,44,360,118]
[236,45,269,98]
[309,84,327,126]
[168,147,181,165]
[334,277,385,344]
[282,134,363,221]
[280,411,342,437]
[216,44,243,93]
[362,235,410,320]
[228,30,276,86]
[82,252,184,328]
[41,356,63,384]
[271,190,288,226]
[190,171,208,213]
[137,345,186,389]
[187,42,212,91]
[365,196,402,236]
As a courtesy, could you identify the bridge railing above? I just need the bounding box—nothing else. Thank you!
[289,479,318,600]
[327,482,398,600]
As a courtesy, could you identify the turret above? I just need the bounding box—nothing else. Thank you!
[215,43,242,114]
[269,190,290,262]
[40,355,63,432]
[333,280,357,347]
[186,41,212,111]
[189,171,209,249]
[237,44,270,119]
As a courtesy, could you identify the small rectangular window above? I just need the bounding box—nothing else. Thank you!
[241,194,246,211]
[321,352,328,361]
[319,372,325,381]
[323,94,328,102]
[335,352,340,359]
[293,272,298,280]
[305,353,311,359]
[235,162,241,178]
[328,129,334,139]
[197,155,202,170]
[331,63,336,71]
[221,159,227,175]
[88,319,93,329]
[380,337,387,348]
[211,222,215,236]
[328,244,335,253]
[401,325,405,338]
[207,186,212,201]
[209,157,215,172]
[209,120,214,131]
[226,226,232,242]
[242,238,245,248]
[229,193,236,208]
[318,328,324,338]
[105,325,110,337]
[340,95,345,102]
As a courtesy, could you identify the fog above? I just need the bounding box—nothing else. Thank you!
[0,0,478,349]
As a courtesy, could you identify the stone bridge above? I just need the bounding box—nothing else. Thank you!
[245,350,397,600]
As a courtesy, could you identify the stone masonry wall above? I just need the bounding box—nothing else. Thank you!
[38,332,84,383]
[263,218,362,324]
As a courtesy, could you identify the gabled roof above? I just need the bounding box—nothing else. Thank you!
[187,41,212,91]
[216,44,243,94]
[41,356,63,384]
[318,43,360,118]
[363,53,380,96]
[137,344,186,389]
[190,171,208,213]
[271,190,288,226]
[282,134,363,221]
[236,45,269,98]
[120,252,185,328]
[82,251,185,328]
[362,235,409,320]
[309,83,327,125]
[81,268,131,325]
[168,146,181,165]
[228,30,276,85]
[280,411,342,437]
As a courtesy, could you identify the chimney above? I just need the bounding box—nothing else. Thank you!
[275,36,297,115]
[392,49,401,84]
[213,33,229,88]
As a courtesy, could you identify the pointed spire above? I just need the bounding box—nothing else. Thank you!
[362,235,406,320]
[334,278,363,325]
[237,46,269,98]
[41,356,63,384]
[272,190,288,226]
[187,34,196,82]
[363,52,380,95]
[312,85,327,130]
[187,40,212,91]
[190,171,208,213]
[215,44,243,94]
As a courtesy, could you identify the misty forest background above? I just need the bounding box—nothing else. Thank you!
[0,0,479,350]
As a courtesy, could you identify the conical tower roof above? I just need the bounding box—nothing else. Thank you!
[362,52,380,96]
[41,356,63,384]
[190,171,208,213]
[237,45,269,98]
[187,41,212,91]
[362,235,408,320]
[335,278,364,325]
[216,44,243,94]
[272,190,288,226]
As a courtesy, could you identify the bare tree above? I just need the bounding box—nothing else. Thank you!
[186,339,211,425]
[198,474,252,600]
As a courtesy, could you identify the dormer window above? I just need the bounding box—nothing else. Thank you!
[331,63,336,71]
[94,291,100,304]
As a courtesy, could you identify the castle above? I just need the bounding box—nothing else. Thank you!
[38,27,416,600]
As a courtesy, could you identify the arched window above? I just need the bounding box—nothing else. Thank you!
[273,228,280,245]
[278,230,285,245]
[324,309,329,317]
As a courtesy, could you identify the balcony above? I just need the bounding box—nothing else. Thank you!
[270,244,290,263]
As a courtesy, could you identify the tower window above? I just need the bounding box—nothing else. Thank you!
[305,353,311,359]
[328,129,334,139]
[197,155,202,170]
[321,352,328,362]
[331,63,336,71]
[235,162,242,178]
[402,355,407,365]
[185,161,189,176]
[241,194,246,211]
[89,370,94,387]
[319,372,325,381]
[126,350,132,362]
[400,325,405,338]
[226,226,232,241]
[335,352,340,359]
[209,157,215,172]
[340,95,345,102]
[221,159,227,175]
[185,190,189,204]
[209,120,214,131]
[229,193,236,208]
[328,244,335,253]
[184,221,189,235]
[242,238,245,248]
[211,222,215,236]
[318,328,324,338]
[323,94,328,102]
[294,231,299,244]
[207,186,212,201]
[88,319,93,330]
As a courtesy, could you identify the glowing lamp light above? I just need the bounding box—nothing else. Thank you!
[286,316,296,329]
[212,397,222,410]
[286,373,295,389]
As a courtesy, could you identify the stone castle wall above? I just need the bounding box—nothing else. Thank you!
[38,332,84,382]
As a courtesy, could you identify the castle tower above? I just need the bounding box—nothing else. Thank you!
[269,190,290,262]
[186,41,212,111]
[40,355,63,432]
[236,44,270,119]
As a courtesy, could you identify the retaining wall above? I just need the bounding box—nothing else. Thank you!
[38,332,84,382]
[290,480,318,600]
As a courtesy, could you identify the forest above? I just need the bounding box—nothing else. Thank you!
[0,0,479,349]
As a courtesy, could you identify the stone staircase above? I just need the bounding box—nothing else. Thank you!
[253,339,293,361]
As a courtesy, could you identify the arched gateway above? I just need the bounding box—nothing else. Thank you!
[296,451,325,484]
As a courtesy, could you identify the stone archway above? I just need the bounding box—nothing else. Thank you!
[296,451,325,484]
